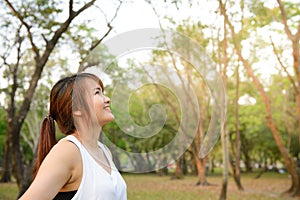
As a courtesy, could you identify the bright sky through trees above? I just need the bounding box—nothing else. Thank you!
[0,0,294,105]
[108,0,286,82]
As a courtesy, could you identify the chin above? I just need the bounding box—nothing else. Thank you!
[101,115,115,126]
[109,113,115,121]
[108,116,115,123]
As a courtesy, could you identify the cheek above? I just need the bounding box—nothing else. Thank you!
[94,99,103,110]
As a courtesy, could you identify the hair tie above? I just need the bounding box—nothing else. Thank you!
[45,114,54,121]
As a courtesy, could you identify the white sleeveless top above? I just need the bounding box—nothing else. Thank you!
[63,135,127,200]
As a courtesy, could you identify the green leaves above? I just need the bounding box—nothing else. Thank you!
[248,1,280,27]
[20,0,63,32]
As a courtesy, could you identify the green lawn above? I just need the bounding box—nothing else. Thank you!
[125,173,292,200]
[0,172,293,200]
[0,182,18,200]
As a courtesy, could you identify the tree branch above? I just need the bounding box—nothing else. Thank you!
[43,0,97,65]
[89,23,113,52]
[74,0,96,16]
[69,0,74,16]
[17,0,97,124]
[89,0,123,51]
[276,0,293,40]
[276,0,300,38]
[270,36,298,94]
[78,0,123,72]
[4,0,40,60]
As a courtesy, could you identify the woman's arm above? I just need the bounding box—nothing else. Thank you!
[19,140,82,200]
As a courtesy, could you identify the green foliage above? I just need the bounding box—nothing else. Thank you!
[1,0,297,181]
[226,72,292,166]
[20,0,63,35]
[176,20,209,47]
[248,0,280,27]
[20,81,51,162]
[66,24,98,57]
[104,83,180,153]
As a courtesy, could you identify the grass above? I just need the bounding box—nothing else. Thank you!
[0,182,18,200]
[125,172,293,200]
[0,172,296,200]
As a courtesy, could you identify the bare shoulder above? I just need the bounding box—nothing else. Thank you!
[37,138,82,178]
[19,138,82,199]
[51,138,81,161]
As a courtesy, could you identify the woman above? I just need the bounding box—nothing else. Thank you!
[20,73,127,200]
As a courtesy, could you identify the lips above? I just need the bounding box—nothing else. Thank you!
[104,105,111,111]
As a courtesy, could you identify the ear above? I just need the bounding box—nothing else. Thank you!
[73,110,82,117]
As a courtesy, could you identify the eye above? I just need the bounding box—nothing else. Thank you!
[95,89,104,96]
[94,87,103,95]
[95,90,101,95]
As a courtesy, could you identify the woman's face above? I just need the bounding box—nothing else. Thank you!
[84,78,114,127]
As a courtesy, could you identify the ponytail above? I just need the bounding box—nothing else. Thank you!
[33,114,57,179]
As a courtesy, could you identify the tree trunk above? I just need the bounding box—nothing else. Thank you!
[229,159,244,190]
[233,64,244,190]
[8,120,32,197]
[0,134,11,182]
[240,136,252,173]
[255,166,268,179]
[296,92,300,148]
[218,1,230,198]
[219,126,229,200]
[192,119,209,185]
[194,157,209,186]
[192,116,209,185]
[172,158,182,179]
[181,153,188,175]
[210,156,215,173]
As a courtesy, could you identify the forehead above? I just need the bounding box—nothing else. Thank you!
[80,78,100,87]
[83,78,102,90]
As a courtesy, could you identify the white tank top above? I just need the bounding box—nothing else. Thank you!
[63,135,127,200]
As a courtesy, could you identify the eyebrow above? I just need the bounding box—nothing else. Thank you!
[93,87,102,92]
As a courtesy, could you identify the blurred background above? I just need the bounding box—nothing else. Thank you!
[0,0,299,199]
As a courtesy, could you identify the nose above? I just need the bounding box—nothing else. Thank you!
[104,95,111,103]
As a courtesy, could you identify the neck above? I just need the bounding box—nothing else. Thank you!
[73,116,103,149]
[73,126,102,149]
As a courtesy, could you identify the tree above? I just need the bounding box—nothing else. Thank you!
[275,0,300,149]
[0,0,122,195]
[144,0,226,186]
[21,82,52,165]
[219,0,300,197]
[231,65,244,190]
[273,1,300,195]
[217,1,230,198]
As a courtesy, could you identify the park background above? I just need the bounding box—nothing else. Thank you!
[0,0,299,199]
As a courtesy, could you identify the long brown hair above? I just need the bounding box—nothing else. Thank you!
[33,73,104,178]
